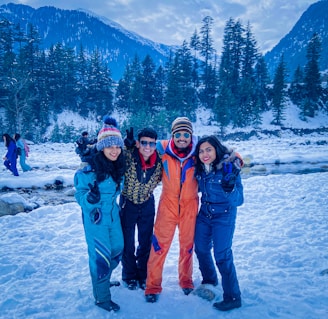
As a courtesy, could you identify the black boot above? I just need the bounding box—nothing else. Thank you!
[145,294,159,303]
[124,279,138,290]
[182,288,194,295]
[96,300,120,312]
[213,298,241,311]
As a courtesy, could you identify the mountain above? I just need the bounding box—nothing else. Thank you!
[264,0,328,80]
[0,3,176,80]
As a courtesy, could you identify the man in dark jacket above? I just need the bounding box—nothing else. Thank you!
[75,131,97,165]
[120,127,162,290]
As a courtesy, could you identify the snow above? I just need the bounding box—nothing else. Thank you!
[1,106,328,318]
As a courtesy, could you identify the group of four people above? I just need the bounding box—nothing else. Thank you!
[74,115,244,314]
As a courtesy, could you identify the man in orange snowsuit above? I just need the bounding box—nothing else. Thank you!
[145,117,199,303]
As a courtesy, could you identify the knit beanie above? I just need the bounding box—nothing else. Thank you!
[96,116,124,151]
[171,117,193,135]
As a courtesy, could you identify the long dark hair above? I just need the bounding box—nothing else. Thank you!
[194,135,229,176]
[13,133,21,141]
[93,150,126,190]
[2,133,15,148]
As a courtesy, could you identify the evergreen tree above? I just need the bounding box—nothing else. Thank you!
[87,48,113,116]
[116,63,133,112]
[46,43,66,114]
[254,55,270,112]
[129,54,144,112]
[271,55,287,126]
[289,65,304,106]
[5,23,41,133]
[141,54,156,114]
[199,16,216,108]
[237,22,259,127]
[0,19,16,107]
[153,65,166,110]
[165,53,184,115]
[76,44,89,116]
[216,18,244,126]
[190,29,201,58]
[301,33,322,118]
[215,85,234,134]
[177,41,197,117]
[189,29,200,90]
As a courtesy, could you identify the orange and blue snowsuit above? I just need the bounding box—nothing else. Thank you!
[145,137,199,295]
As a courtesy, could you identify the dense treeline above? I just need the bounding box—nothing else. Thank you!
[0,17,327,142]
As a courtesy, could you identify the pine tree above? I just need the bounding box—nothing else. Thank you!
[301,33,322,118]
[254,55,270,112]
[216,18,244,126]
[87,48,113,116]
[153,65,166,111]
[129,54,144,113]
[141,54,156,115]
[271,55,287,126]
[0,19,15,107]
[189,29,200,90]
[289,65,304,106]
[76,44,89,116]
[116,63,133,112]
[199,16,216,108]
[237,22,259,127]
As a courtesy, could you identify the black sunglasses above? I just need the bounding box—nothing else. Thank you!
[174,132,191,139]
[140,140,156,148]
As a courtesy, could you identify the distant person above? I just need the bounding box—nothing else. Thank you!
[2,133,19,176]
[145,117,199,303]
[75,131,97,166]
[14,133,32,172]
[194,135,244,312]
[120,127,162,290]
[74,116,126,313]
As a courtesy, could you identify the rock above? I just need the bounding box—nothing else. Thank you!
[0,193,28,216]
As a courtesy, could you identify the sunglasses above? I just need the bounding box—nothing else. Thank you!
[174,132,191,139]
[140,140,156,148]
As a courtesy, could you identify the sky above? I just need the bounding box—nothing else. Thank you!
[0,0,320,53]
[1,105,328,318]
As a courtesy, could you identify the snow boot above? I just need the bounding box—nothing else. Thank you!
[145,294,159,303]
[213,298,241,311]
[124,279,138,290]
[96,300,120,312]
[182,288,194,295]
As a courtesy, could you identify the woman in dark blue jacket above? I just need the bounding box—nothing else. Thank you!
[2,133,19,176]
[74,117,125,313]
[194,135,244,312]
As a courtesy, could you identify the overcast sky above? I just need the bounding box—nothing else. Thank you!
[0,0,319,53]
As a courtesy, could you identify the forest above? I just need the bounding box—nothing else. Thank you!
[0,16,327,142]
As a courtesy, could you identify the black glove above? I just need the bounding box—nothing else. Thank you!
[221,162,240,192]
[87,181,100,204]
[124,127,136,148]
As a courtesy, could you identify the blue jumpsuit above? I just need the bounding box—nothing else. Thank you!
[194,167,243,301]
[74,166,124,303]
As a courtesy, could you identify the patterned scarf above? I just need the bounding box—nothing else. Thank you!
[169,139,193,158]
[138,151,157,171]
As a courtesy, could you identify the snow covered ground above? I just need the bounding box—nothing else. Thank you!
[1,108,328,318]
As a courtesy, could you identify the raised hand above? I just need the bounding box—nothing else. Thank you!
[87,181,100,204]
[221,162,240,192]
[124,127,135,148]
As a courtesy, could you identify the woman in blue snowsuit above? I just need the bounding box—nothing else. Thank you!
[14,133,32,172]
[194,135,244,312]
[2,133,19,176]
[74,117,125,313]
